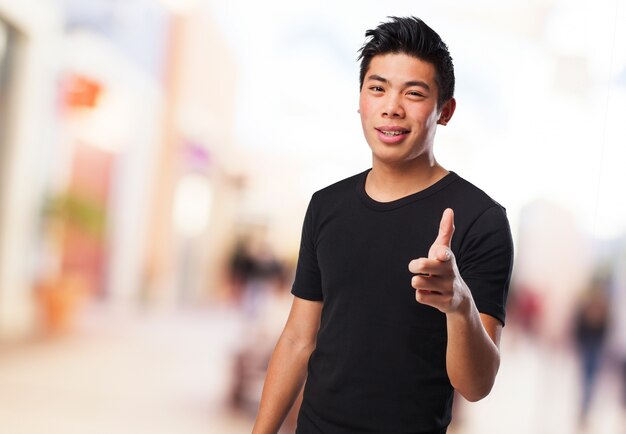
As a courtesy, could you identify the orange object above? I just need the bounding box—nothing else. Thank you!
[36,273,89,334]
[63,74,102,108]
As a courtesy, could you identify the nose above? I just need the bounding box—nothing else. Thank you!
[382,94,404,118]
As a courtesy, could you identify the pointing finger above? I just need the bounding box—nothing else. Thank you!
[433,208,454,248]
[428,208,454,260]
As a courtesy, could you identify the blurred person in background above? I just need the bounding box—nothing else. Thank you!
[506,281,543,338]
[608,245,626,432]
[229,238,257,303]
[573,270,610,430]
[230,258,298,428]
[229,237,284,318]
[228,236,290,418]
[252,16,513,434]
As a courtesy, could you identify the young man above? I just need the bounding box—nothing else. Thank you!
[252,16,513,434]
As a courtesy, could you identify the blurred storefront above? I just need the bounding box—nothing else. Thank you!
[144,6,242,308]
[0,0,63,340]
[0,0,244,340]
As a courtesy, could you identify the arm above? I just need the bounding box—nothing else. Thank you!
[446,303,501,401]
[409,208,503,401]
[252,296,322,434]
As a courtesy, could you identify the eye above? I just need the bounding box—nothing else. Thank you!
[369,86,384,92]
[407,90,425,98]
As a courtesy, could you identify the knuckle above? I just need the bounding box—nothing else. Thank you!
[409,258,426,273]
[412,276,427,289]
[438,247,450,260]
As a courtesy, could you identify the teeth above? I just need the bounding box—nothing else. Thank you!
[381,130,406,136]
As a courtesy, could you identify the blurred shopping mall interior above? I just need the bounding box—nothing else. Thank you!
[1,0,626,433]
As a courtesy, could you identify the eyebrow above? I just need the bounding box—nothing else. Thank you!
[367,74,431,91]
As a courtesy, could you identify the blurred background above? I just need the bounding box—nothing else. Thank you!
[0,0,625,433]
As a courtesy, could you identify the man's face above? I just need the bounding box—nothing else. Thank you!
[358,53,453,168]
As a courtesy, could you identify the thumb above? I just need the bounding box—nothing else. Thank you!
[429,208,455,259]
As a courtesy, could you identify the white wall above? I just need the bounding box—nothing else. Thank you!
[0,0,63,339]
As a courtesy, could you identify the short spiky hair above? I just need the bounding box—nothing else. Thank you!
[358,16,455,109]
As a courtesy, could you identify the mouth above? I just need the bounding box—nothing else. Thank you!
[375,126,410,143]
[377,129,409,137]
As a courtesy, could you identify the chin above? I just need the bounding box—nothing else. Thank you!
[372,153,409,167]
[371,145,407,159]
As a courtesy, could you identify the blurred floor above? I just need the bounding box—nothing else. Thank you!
[0,304,623,434]
[0,304,250,434]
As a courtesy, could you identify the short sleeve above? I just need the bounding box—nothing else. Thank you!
[458,205,514,326]
[291,195,323,301]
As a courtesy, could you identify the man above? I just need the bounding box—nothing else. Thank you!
[252,16,513,434]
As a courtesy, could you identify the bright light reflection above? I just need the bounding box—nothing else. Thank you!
[173,173,212,237]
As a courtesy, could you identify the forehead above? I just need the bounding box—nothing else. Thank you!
[366,53,437,84]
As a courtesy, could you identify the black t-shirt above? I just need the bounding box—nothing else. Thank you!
[292,169,514,434]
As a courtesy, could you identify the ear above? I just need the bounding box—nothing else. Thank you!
[437,98,456,126]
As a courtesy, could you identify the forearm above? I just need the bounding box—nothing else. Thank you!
[252,332,314,434]
[445,297,500,402]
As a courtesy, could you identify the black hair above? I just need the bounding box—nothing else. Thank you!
[358,16,455,109]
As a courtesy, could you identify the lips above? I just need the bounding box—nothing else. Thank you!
[375,126,410,144]
[378,130,407,136]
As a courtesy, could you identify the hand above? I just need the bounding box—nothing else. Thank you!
[408,208,471,314]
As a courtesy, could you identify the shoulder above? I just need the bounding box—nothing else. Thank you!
[446,173,505,214]
[309,169,367,206]
[300,170,367,232]
[441,173,511,246]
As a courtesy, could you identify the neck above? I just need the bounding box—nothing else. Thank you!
[365,157,448,202]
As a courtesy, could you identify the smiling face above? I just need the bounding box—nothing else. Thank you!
[359,52,455,169]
